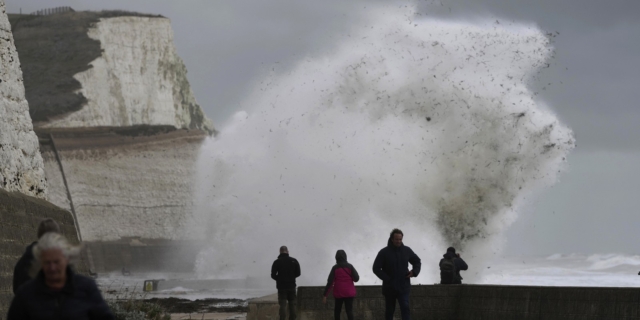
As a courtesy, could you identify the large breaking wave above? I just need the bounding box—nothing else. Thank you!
[190,5,574,284]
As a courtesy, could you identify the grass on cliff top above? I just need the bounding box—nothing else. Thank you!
[8,11,165,124]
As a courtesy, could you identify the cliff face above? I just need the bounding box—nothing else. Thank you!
[8,10,215,242]
[38,127,206,241]
[11,13,214,133]
[0,1,46,198]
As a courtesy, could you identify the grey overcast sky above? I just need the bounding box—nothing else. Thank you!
[6,0,640,255]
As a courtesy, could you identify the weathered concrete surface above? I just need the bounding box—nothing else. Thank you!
[246,285,640,320]
[0,188,84,317]
[0,0,47,198]
[83,238,203,273]
[36,126,207,241]
[247,293,279,320]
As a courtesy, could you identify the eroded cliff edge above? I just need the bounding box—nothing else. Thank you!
[10,11,214,133]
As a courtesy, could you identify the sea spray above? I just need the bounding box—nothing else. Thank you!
[190,5,574,285]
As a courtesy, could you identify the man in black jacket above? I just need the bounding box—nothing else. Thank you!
[271,246,301,320]
[13,218,61,294]
[439,247,468,284]
[372,229,421,320]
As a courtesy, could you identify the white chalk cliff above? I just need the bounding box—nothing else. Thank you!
[0,0,46,198]
[40,16,213,133]
[40,128,206,241]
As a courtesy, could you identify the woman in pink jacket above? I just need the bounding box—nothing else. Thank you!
[322,250,360,320]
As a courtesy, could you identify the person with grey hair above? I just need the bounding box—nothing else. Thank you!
[271,245,301,320]
[12,218,61,294]
[7,232,114,320]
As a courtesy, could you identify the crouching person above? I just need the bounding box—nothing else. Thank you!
[439,247,468,284]
[7,233,114,320]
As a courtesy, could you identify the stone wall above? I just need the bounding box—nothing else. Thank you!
[0,0,47,198]
[0,188,83,318]
[293,285,640,319]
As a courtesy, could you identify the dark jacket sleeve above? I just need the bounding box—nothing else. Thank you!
[86,279,115,320]
[323,266,336,297]
[350,264,360,282]
[408,248,421,277]
[372,250,390,282]
[12,249,33,295]
[456,258,468,271]
[7,291,29,320]
[271,260,278,281]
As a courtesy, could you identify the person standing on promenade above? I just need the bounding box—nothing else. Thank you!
[322,249,360,320]
[372,228,421,320]
[12,218,61,294]
[271,246,301,320]
[439,247,468,284]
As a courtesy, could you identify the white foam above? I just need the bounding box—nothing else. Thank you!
[189,4,573,285]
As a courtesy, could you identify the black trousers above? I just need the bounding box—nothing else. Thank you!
[334,297,354,320]
[278,289,297,320]
[384,291,411,320]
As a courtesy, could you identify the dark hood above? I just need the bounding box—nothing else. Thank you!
[443,252,457,259]
[335,250,347,263]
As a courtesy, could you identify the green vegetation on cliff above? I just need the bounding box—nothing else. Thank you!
[9,11,164,123]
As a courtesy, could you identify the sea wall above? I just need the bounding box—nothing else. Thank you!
[83,238,202,273]
[0,0,46,198]
[37,126,206,241]
[292,285,640,320]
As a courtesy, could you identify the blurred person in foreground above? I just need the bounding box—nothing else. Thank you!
[7,232,114,320]
[439,246,468,284]
[372,228,421,320]
[271,245,301,320]
[13,218,61,294]
[322,249,360,320]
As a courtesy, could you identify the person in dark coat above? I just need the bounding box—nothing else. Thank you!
[372,228,421,320]
[7,232,114,320]
[271,246,301,320]
[439,247,468,284]
[13,218,61,295]
[322,250,360,320]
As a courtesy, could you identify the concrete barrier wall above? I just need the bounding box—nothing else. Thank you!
[293,285,640,320]
[247,293,279,320]
[0,188,83,318]
[84,238,202,274]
